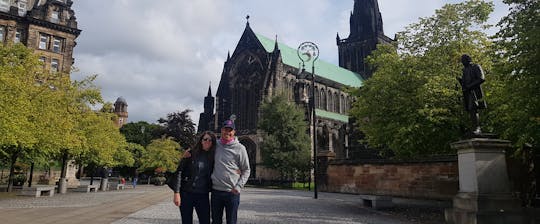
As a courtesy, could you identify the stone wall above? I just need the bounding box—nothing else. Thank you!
[323,158,459,200]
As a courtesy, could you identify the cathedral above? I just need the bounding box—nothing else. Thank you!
[198,0,392,179]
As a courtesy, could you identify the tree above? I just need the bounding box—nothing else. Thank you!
[0,44,74,191]
[349,0,495,158]
[258,94,311,180]
[158,109,196,148]
[120,121,163,147]
[139,137,181,173]
[486,0,540,206]
[488,0,539,150]
[76,110,131,168]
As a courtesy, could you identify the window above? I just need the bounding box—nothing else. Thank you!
[39,56,46,68]
[18,0,27,16]
[51,59,59,72]
[0,26,5,43]
[51,10,59,23]
[15,29,25,44]
[0,0,8,12]
[52,37,63,52]
[39,33,49,49]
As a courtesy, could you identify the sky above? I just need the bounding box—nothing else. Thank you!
[71,0,509,125]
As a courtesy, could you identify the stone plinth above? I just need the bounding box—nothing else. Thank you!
[445,138,527,224]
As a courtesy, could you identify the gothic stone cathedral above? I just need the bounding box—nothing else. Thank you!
[198,0,392,180]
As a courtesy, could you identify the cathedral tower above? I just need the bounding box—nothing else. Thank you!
[337,0,392,79]
[197,84,215,133]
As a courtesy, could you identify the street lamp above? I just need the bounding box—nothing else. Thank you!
[297,42,319,199]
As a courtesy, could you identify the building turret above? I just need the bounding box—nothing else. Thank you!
[114,97,128,127]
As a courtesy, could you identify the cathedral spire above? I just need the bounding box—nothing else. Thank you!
[246,14,250,27]
[227,51,230,61]
[273,35,279,51]
[207,82,212,96]
[349,0,384,40]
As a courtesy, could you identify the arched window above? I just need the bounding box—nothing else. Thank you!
[322,89,327,110]
[335,92,341,113]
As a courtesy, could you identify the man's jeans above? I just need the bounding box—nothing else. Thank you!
[180,192,211,224]
[211,190,240,224]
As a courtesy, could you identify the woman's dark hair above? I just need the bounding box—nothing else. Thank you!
[190,131,216,163]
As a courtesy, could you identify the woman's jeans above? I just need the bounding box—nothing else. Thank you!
[179,192,210,224]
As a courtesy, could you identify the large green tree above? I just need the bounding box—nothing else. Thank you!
[158,109,196,148]
[488,0,539,150]
[120,121,163,147]
[139,137,181,173]
[258,94,311,180]
[349,0,495,158]
[0,44,75,191]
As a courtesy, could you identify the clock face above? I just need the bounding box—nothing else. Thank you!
[298,42,319,63]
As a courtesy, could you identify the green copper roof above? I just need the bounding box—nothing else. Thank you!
[255,33,364,88]
[315,109,349,122]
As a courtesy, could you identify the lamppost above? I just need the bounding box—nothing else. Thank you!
[297,42,319,199]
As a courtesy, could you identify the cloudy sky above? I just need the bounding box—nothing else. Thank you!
[71,0,509,125]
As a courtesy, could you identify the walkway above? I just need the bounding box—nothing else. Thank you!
[1,186,445,224]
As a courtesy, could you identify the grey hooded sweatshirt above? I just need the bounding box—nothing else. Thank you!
[211,137,250,193]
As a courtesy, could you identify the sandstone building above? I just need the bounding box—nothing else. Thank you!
[0,0,80,73]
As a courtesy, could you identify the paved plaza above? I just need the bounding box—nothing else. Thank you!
[0,185,445,224]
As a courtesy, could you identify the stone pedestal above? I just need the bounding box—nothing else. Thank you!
[100,178,108,191]
[57,178,67,194]
[445,138,527,224]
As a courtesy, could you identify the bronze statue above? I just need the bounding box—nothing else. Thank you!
[457,54,487,135]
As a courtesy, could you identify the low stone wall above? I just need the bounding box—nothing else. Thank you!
[323,157,459,200]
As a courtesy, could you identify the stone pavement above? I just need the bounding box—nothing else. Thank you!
[114,188,444,224]
[0,185,170,224]
[1,185,445,224]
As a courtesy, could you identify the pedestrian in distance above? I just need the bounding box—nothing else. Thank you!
[172,131,217,224]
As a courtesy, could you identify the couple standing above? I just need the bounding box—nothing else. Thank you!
[172,119,250,224]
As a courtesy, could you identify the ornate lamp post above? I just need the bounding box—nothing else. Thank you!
[297,42,319,199]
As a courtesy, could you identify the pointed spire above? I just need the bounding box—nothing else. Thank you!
[273,35,279,51]
[207,82,212,96]
[349,0,384,39]
[227,51,230,61]
[246,14,250,27]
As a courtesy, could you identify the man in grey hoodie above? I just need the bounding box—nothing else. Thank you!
[211,119,250,224]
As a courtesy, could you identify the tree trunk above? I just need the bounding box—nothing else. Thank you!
[28,162,35,187]
[6,151,19,192]
[60,152,68,178]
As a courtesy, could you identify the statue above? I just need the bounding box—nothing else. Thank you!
[457,54,487,135]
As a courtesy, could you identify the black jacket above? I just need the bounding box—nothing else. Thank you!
[172,151,213,193]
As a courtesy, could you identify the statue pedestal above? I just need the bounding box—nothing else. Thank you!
[445,138,526,224]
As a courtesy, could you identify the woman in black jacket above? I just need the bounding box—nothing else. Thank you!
[173,131,216,224]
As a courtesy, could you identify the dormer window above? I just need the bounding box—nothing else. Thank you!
[51,10,59,23]
[18,0,27,16]
[0,0,9,12]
